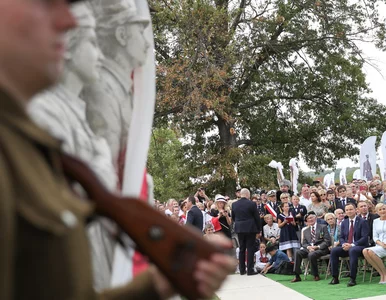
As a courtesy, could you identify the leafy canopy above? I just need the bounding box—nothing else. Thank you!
[149,0,386,195]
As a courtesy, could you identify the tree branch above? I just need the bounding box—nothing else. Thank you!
[230,0,247,33]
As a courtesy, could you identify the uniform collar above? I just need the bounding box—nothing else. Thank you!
[103,58,132,95]
[0,89,61,150]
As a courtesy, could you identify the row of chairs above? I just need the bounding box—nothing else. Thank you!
[302,255,386,282]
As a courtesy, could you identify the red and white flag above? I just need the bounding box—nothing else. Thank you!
[265,203,277,218]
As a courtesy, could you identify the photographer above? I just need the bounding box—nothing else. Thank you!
[195,187,210,203]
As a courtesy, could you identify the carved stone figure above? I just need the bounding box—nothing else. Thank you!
[82,0,150,183]
[28,3,118,291]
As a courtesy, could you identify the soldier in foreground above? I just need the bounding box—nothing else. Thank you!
[0,0,235,299]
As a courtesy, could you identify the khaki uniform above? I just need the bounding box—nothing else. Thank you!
[0,89,160,300]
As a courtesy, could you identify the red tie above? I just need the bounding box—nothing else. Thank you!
[348,220,354,244]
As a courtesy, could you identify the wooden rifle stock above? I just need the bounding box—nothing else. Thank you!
[60,153,223,300]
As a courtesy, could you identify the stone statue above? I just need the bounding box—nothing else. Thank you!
[28,2,118,291]
[82,0,150,184]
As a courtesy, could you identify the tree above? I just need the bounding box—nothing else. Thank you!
[149,0,386,196]
[147,127,191,201]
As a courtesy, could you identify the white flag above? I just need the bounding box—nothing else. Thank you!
[360,136,377,181]
[378,160,385,181]
[323,173,330,188]
[381,131,386,181]
[353,169,361,180]
[339,167,347,185]
[289,158,299,195]
[268,160,284,186]
[329,172,335,186]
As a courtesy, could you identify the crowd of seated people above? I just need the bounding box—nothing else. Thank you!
[153,177,386,286]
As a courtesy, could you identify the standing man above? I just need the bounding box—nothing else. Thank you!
[0,0,234,299]
[232,188,261,276]
[276,179,293,202]
[300,185,312,208]
[329,203,369,287]
[291,212,330,282]
[186,196,204,232]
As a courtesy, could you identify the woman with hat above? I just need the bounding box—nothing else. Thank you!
[210,194,232,239]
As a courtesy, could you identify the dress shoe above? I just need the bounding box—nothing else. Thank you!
[247,271,259,276]
[314,275,320,281]
[347,279,357,287]
[291,276,301,283]
[329,277,339,285]
[240,271,246,276]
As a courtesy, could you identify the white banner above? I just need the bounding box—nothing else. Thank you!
[289,158,299,195]
[329,171,335,186]
[360,136,377,181]
[268,160,284,186]
[378,160,385,181]
[353,169,361,180]
[381,131,386,181]
[339,167,347,185]
[323,173,330,188]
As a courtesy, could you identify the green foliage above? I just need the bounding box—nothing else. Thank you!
[149,0,386,195]
[147,127,190,201]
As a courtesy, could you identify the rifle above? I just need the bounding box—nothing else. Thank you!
[60,153,225,300]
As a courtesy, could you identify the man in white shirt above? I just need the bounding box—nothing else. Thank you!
[299,185,311,208]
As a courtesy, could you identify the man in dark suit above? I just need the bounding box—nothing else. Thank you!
[291,212,330,282]
[186,196,204,233]
[329,203,370,287]
[232,188,261,276]
[334,185,356,210]
[357,200,379,246]
[291,196,307,230]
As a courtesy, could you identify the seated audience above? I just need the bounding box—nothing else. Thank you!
[362,203,386,284]
[291,212,330,282]
[334,208,345,226]
[324,212,340,250]
[329,203,370,287]
[263,214,280,245]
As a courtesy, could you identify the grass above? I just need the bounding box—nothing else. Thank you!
[265,272,386,300]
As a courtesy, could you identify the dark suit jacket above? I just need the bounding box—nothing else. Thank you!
[232,198,261,234]
[302,224,330,250]
[361,213,379,246]
[334,197,356,210]
[292,205,307,228]
[339,217,369,247]
[186,205,203,232]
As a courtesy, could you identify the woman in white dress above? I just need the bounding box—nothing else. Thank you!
[363,203,386,284]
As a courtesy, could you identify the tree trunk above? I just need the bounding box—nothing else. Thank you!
[217,115,237,197]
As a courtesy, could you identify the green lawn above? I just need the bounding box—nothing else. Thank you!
[266,273,386,300]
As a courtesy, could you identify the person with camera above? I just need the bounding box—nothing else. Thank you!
[195,187,210,203]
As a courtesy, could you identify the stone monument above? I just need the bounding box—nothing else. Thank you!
[82,0,150,186]
[28,2,118,291]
